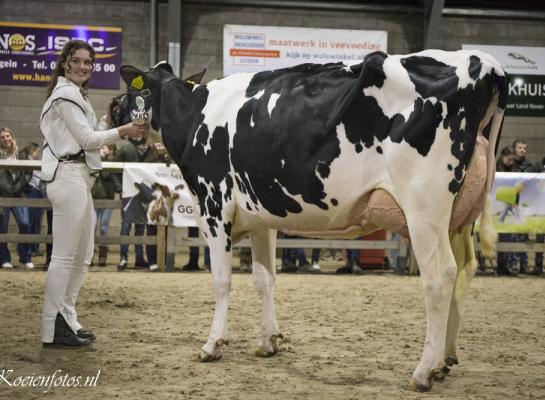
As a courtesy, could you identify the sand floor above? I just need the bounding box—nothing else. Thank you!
[1,262,545,400]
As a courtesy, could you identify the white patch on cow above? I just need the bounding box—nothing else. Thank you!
[363,57,418,121]
[280,159,285,168]
[203,73,256,150]
[460,117,466,131]
[253,89,265,100]
[267,93,280,117]
[250,114,255,127]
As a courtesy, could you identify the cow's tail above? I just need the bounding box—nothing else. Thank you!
[479,194,497,259]
[479,70,507,258]
[483,67,508,191]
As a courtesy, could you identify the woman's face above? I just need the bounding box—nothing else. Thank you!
[62,48,93,87]
[0,130,13,149]
[503,154,515,167]
[30,148,42,160]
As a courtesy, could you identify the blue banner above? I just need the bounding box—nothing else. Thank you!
[0,21,122,89]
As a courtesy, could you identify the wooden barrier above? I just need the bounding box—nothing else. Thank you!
[1,160,544,274]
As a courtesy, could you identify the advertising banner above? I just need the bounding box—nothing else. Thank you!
[121,163,197,227]
[490,172,545,233]
[0,21,122,89]
[223,24,387,75]
[462,44,545,117]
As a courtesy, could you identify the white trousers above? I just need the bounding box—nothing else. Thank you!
[42,163,96,342]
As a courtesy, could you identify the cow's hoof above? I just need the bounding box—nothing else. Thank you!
[433,365,448,382]
[198,339,228,362]
[255,333,283,358]
[445,355,459,367]
[198,349,222,362]
[407,377,433,392]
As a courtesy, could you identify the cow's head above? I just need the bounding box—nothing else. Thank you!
[117,61,206,132]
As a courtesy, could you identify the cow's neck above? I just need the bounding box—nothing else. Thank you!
[159,80,206,165]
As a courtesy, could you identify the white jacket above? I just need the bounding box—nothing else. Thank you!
[40,76,120,182]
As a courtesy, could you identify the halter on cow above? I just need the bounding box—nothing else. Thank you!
[116,49,507,391]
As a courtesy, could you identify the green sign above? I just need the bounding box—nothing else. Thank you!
[505,74,545,117]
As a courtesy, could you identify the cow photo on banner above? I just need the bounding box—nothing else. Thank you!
[121,163,196,226]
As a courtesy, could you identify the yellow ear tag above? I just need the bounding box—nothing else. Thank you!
[131,75,144,90]
[186,80,196,85]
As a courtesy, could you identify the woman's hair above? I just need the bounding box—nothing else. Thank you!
[496,145,515,172]
[22,142,40,160]
[499,146,514,158]
[0,127,18,157]
[46,40,95,98]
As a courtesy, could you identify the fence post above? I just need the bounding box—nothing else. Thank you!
[165,226,176,272]
[157,225,166,271]
[396,238,408,275]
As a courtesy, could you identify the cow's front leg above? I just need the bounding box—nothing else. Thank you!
[407,221,456,392]
[250,229,283,357]
[199,231,233,362]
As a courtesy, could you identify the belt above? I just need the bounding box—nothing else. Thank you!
[59,151,86,163]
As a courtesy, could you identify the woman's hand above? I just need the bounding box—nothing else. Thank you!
[117,122,147,139]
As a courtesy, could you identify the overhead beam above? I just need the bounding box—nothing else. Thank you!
[167,0,182,77]
[423,0,445,50]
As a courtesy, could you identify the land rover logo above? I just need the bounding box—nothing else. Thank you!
[508,52,536,65]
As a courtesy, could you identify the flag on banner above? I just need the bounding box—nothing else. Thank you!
[121,163,197,227]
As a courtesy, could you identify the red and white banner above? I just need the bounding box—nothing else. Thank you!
[223,24,387,75]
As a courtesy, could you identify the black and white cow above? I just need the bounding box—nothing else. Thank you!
[117,49,507,391]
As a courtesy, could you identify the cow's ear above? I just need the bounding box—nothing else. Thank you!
[154,61,174,74]
[120,65,147,90]
[184,68,206,85]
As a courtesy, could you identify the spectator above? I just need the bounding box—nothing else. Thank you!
[511,139,532,274]
[512,139,532,173]
[91,144,121,266]
[279,234,320,273]
[0,127,34,269]
[495,146,517,276]
[116,129,170,272]
[336,249,363,274]
[20,142,43,257]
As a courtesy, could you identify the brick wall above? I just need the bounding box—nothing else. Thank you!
[1,0,544,162]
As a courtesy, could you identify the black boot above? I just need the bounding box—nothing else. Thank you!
[43,313,91,347]
[77,329,97,342]
[98,246,108,267]
[336,260,354,274]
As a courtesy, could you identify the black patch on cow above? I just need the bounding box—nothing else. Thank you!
[341,53,501,195]
[230,61,369,217]
[224,222,232,251]
[468,55,482,81]
[400,56,458,101]
[448,164,453,171]
[376,146,383,154]
[156,80,233,238]
[245,202,252,211]
[331,198,338,206]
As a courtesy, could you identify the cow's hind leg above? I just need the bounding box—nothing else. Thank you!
[250,229,283,357]
[199,226,233,362]
[435,225,478,380]
[406,219,457,392]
